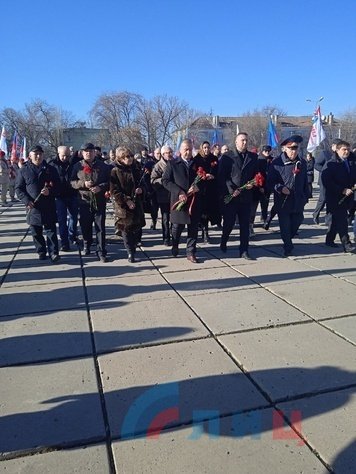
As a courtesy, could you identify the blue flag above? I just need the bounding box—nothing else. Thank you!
[267,119,279,148]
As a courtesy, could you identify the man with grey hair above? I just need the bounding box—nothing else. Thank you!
[151,145,174,245]
[51,145,79,251]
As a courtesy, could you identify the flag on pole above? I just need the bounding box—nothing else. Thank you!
[307,106,326,152]
[20,137,27,160]
[11,132,18,160]
[0,126,8,155]
[267,118,279,148]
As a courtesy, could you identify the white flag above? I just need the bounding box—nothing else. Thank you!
[307,106,326,152]
[0,126,7,155]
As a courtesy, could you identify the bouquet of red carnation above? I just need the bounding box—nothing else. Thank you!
[224,172,265,204]
[282,161,301,208]
[171,166,207,214]
[83,163,98,211]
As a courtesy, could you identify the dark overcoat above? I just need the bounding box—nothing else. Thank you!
[267,153,309,213]
[15,160,60,226]
[162,157,202,225]
[321,153,356,212]
[195,153,220,225]
[70,158,110,209]
[110,161,146,232]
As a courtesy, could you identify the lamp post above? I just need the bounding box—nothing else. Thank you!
[306,96,324,112]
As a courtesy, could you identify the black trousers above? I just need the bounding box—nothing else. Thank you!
[221,201,251,254]
[250,192,270,224]
[30,224,58,256]
[325,209,349,246]
[171,220,199,256]
[159,202,171,241]
[79,204,106,254]
[277,211,304,252]
[122,229,141,254]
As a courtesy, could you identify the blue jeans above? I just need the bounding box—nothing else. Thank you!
[55,196,79,246]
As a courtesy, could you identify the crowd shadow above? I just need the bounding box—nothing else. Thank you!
[0,365,355,472]
[0,326,194,367]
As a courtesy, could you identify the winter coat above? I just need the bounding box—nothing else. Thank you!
[306,157,315,184]
[8,162,20,185]
[50,156,78,198]
[110,161,145,232]
[15,160,60,226]
[70,158,110,209]
[267,152,309,213]
[0,158,9,185]
[194,153,220,224]
[162,157,202,225]
[217,149,259,204]
[321,153,356,212]
[151,158,170,204]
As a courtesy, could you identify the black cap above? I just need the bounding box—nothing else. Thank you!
[30,145,44,153]
[80,142,95,151]
[261,145,272,152]
[280,135,303,147]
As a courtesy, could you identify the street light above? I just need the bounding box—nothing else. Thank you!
[306,96,324,111]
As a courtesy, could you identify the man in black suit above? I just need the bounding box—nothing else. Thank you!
[321,140,356,253]
[313,138,341,224]
[218,132,258,260]
[162,139,204,263]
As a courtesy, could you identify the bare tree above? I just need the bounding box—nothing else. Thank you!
[338,108,356,144]
[241,105,287,148]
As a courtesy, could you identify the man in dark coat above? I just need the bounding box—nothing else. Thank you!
[267,135,309,257]
[162,139,202,263]
[15,145,60,262]
[70,143,111,262]
[312,138,341,224]
[50,145,79,251]
[321,140,356,253]
[218,132,258,259]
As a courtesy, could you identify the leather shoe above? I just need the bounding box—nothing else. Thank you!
[187,255,198,263]
[50,254,60,263]
[38,253,47,260]
[325,242,338,248]
[84,246,91,255]
[171,246,179,257]
[343,243,356,253]
[240,251,253,260]
[128,253,135,263]
[220,243,227,253]
[97,253,108,263]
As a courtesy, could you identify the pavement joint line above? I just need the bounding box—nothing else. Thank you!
[0,227,29,287]
[214,318,316,337]
[316,322,356,348]
[79,251,117,474]
[0,435,107,462]
[272,382,356,405]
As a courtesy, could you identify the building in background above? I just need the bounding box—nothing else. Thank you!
[62,127,110,152]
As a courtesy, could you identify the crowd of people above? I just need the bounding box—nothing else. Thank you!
[0,132,355,264]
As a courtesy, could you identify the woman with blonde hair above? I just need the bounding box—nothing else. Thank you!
[110,147,145,262]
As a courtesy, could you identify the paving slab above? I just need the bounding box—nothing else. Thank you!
[0,309,92,366]
[2,259,83,288]
[148,249,226,273]
[84,253,155,280]
[99,339,268,438]
[0,444,111,473]
[186,287,310,334]
[278,389,356,473]
[231,257,326,286]
[91,297,208,352]
[112,407,325,474]
[85,274,176,307]
[265,276,356,319]
[300,254,356,277]
[0,281,86,317]
[321,315,356,345]
[164,266,257,296]
[219,324,356,400]
[0,358,106,455]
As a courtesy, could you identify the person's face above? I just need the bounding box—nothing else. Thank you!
[180,142,193,160]
[120,153,134,166]
[58,150,70,162]
[262,150,271,157]
[202,143,210,156]
[82,149,95,163]
[283,142,299,160]
[154,150,161,160]
[162,149,173,161]
[221,145,229,154]
[141,149,148,157]
[235,135,248,152]
[29,151,44,166]
[109,150,115,160]
[336,146,350,159]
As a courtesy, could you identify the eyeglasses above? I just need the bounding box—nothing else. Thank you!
[286,145,299,150]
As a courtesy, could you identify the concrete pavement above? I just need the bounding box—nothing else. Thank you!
[0,195,355,473]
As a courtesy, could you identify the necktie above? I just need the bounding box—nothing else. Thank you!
[343,159,350,173]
